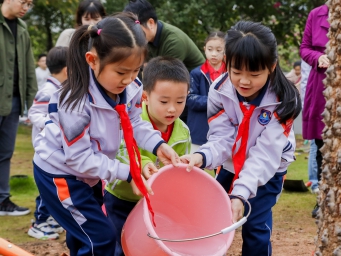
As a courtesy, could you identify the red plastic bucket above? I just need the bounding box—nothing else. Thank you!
[121,164,248,256]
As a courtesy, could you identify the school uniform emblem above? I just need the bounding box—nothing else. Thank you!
[258,109,272,125]
[127,101,132,112]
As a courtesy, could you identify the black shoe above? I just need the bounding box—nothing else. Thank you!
[0,197,30,216]
[312,204,319,218]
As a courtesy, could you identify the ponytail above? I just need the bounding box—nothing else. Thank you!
[59,13,147,111]
[60,25,91,111]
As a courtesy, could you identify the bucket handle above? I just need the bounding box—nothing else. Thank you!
[147,195,251,242]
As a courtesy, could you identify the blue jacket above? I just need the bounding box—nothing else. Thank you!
[187,63,223,144]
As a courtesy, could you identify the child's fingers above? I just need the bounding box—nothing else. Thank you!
[231,198,244,223]
[186,157,196,172]
[130,180,143,196]
[145,182,154,196]
[142,171,151,180]
[142,163,156,180]
[170,153,180,167]
[142,176,154,195]
[149,163,158,174]
[180,155,190,163]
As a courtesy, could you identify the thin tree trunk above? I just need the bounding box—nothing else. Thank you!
[315,0,341,255]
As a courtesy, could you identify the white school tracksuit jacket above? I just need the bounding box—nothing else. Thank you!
[33,75,163,186]
[28,76,61,145]
[199,73,296,200]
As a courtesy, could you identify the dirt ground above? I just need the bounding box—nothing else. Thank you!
[18,224,316,256]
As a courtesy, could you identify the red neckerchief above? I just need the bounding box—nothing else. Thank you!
[115,104,156,226]
[202,60,226,82]
[148,111,174,143]
[230,102,256,193]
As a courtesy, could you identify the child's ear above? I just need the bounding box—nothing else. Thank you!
[85,51,98,70]
[142,90,148,104]
[271,62,277,73]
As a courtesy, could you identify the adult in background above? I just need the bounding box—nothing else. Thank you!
[35,53,50,90]
[300,60,319,198]
[55,0,106,47]
[0,0,37,216]
[300,3,330,217]
[123,0,205,123]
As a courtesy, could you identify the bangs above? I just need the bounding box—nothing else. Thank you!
[98,47,147,73]
[226,36,270,72]
[83,6,101,19]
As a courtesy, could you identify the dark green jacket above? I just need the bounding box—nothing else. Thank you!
[0,7,37,116]
[148,21,205,72]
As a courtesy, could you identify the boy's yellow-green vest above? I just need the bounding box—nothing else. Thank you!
[106,102,191,202]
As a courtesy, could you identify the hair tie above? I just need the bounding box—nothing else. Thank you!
[88,24,94,31]
[97,29,102,35]
[135,20,140,24]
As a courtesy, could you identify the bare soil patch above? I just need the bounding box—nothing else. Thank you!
[18,223,316,256]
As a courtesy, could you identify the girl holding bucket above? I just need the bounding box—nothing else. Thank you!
[181,21,301,256]
[32,13,179,255]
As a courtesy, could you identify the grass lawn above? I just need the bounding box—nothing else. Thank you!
[0,124,317,248]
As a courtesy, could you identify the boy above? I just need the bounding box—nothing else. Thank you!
[35,53,50,90]
[27,46,68,240]
[104,56,191,255]
[123,0,205,124]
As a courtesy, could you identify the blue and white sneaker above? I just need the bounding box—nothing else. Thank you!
[28,222,59,240]
[46,217,64,233]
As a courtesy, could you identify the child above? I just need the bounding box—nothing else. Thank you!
[187,31,226,153]
[32,13,179,255]
[104,56,191,255]
[35,53,50,90]
[28,46,68,240]
[181,21,302,256]
[55,0,106,47]
[285,60,301,85]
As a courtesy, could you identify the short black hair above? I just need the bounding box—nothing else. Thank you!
[37,53,47,61]
[123,0,158,25]
[143,56,190,93]
[293,60,301,68]
[46,47,68,74]
[76,0,106,26]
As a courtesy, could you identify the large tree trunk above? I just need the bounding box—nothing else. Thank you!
[315,0,341,255]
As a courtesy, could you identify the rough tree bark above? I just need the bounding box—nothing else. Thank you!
[315,0,341,255]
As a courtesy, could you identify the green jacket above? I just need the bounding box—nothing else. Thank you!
[0,7,37,116]
[148,21,205,72]
[106,102,191,202]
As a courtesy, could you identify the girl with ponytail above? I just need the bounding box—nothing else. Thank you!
[33,12,179,255]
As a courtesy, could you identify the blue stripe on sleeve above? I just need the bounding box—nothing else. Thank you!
[48,103,58,113]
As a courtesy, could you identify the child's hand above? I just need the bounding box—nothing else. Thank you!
[130,176,154,196]
[180,153,203,172]
[156,143,180,167]
[231,198,244,223]
[142,162,158,180]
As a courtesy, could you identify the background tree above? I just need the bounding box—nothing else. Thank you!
[315,0,341,255]
[21,0,325,69]
[23,0,78,56]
